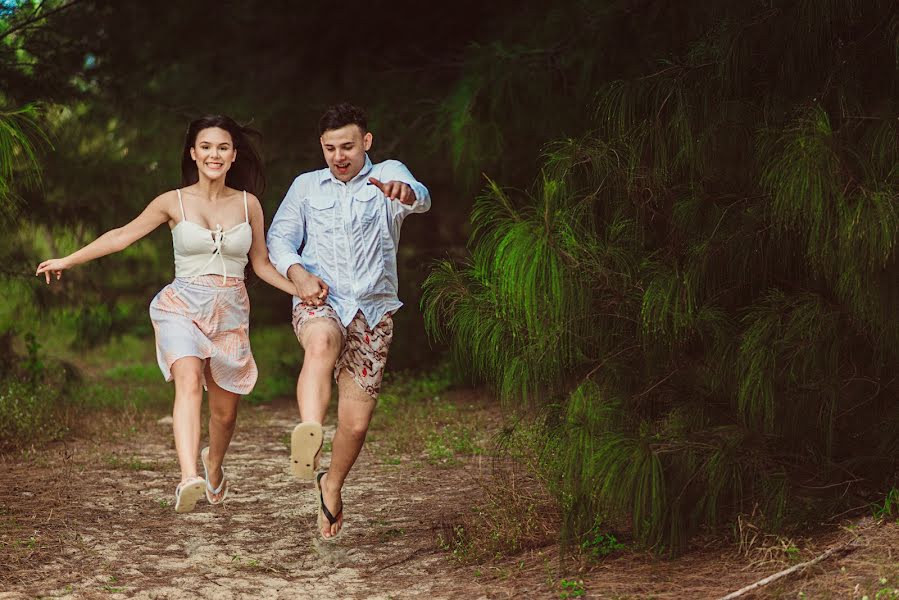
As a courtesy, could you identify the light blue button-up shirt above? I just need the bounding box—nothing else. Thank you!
[267,155,431,328]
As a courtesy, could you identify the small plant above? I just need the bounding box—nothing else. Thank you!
[106,455,155,471]
[425,432,455,463]
[436,523,475,562]
[559,578,586,598]
[381,527,405,541]
[101,576,124,593]
[24,331,44,387]
[871,577,899,600]
[581,526,626,560]
[872,488,899,521]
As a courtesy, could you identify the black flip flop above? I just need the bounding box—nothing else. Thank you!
[316,471,343,540]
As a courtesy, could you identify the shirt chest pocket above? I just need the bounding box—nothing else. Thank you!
[353,186,381,228]
[305,195,337,233]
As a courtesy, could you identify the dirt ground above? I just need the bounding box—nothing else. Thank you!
[1,390,898,599]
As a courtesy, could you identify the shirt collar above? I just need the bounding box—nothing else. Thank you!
[319,154,374,185]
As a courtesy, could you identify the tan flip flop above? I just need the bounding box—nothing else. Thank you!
[201,447,228,504]
[290,422,323,480]
[174,476,205,513]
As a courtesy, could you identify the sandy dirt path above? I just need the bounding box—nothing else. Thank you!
[3,390,898,599]
[0,392,547,599]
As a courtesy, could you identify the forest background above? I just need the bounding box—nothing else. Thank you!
[1,0,898,557]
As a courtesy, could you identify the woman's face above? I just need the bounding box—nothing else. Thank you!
[189,127,236,182]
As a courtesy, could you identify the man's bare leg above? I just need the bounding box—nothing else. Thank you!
[297,318,344,423]
[290,318,344,477]
[319,369,376,538]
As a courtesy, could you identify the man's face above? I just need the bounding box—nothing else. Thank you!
[320,124,372,182]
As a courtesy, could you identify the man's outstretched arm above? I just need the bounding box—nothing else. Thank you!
[369,160,431,217]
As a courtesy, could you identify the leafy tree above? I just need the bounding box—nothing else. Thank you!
[424,0,899,552]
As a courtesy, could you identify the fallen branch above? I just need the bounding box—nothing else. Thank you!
[717,541,858,600]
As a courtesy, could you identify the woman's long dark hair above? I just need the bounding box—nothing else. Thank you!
[180,115,266,197]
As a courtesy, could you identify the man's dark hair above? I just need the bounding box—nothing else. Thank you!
[318,103,367,135]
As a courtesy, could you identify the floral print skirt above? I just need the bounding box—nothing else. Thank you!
[149,275,257,395]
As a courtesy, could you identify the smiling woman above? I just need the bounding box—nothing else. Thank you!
[34,114,300,515]
[181,115,265,198]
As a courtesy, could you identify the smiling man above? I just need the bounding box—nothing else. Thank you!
[267,103,430,540]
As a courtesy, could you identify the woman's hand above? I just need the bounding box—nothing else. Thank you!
[35,257,72,284]
[292,269,329,305]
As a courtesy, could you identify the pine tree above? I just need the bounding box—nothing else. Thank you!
[424,0,899,553]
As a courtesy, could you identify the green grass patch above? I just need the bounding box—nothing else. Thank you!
[0,380,69,450]
[371,363,488,460]
[105,454,158,471]
[103,363,160,383]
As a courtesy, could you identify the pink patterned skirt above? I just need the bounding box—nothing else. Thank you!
[149,275,257,395]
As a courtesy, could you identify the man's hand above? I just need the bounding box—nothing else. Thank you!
[288,265,329,306]
[369,177,416,206]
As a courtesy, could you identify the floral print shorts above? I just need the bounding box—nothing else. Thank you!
[291,303,394,400]
[149,275,257,395]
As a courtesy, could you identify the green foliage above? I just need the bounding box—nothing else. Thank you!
[872,488,899,521]
[0,103,47,221]
[558,579,586,599]
[580,519,626,560]
[424,0,899,554]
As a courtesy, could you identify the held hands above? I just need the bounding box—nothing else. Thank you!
[368,177,416,206]
[292,269,329,306]
[35,258,72,284]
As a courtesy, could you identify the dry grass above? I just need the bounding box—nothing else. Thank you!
[436,460,560,564]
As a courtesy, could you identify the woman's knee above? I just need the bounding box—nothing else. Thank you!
[172,364,204,396]
[210,399,238,428]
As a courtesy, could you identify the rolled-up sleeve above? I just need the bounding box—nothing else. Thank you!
[381,160,431,220]
[267,177,306,278]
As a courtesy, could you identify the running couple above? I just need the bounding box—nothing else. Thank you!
[36,103,430,540]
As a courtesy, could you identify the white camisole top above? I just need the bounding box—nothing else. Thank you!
[172,188,252,282]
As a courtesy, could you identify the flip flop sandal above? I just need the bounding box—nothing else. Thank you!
[316,471,343,541]
[201,447,228,505]
[174,476,205,513]
[291,422,324,480]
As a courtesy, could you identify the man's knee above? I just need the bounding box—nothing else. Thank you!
[340,419,370,441]
[301,326,343,361]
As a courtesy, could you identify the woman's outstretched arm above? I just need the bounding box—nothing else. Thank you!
[246,193,300,297]
[36,191,174,283]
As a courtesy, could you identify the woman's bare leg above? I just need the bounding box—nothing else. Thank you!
[170,356,205,482]
[204,363,239,501]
